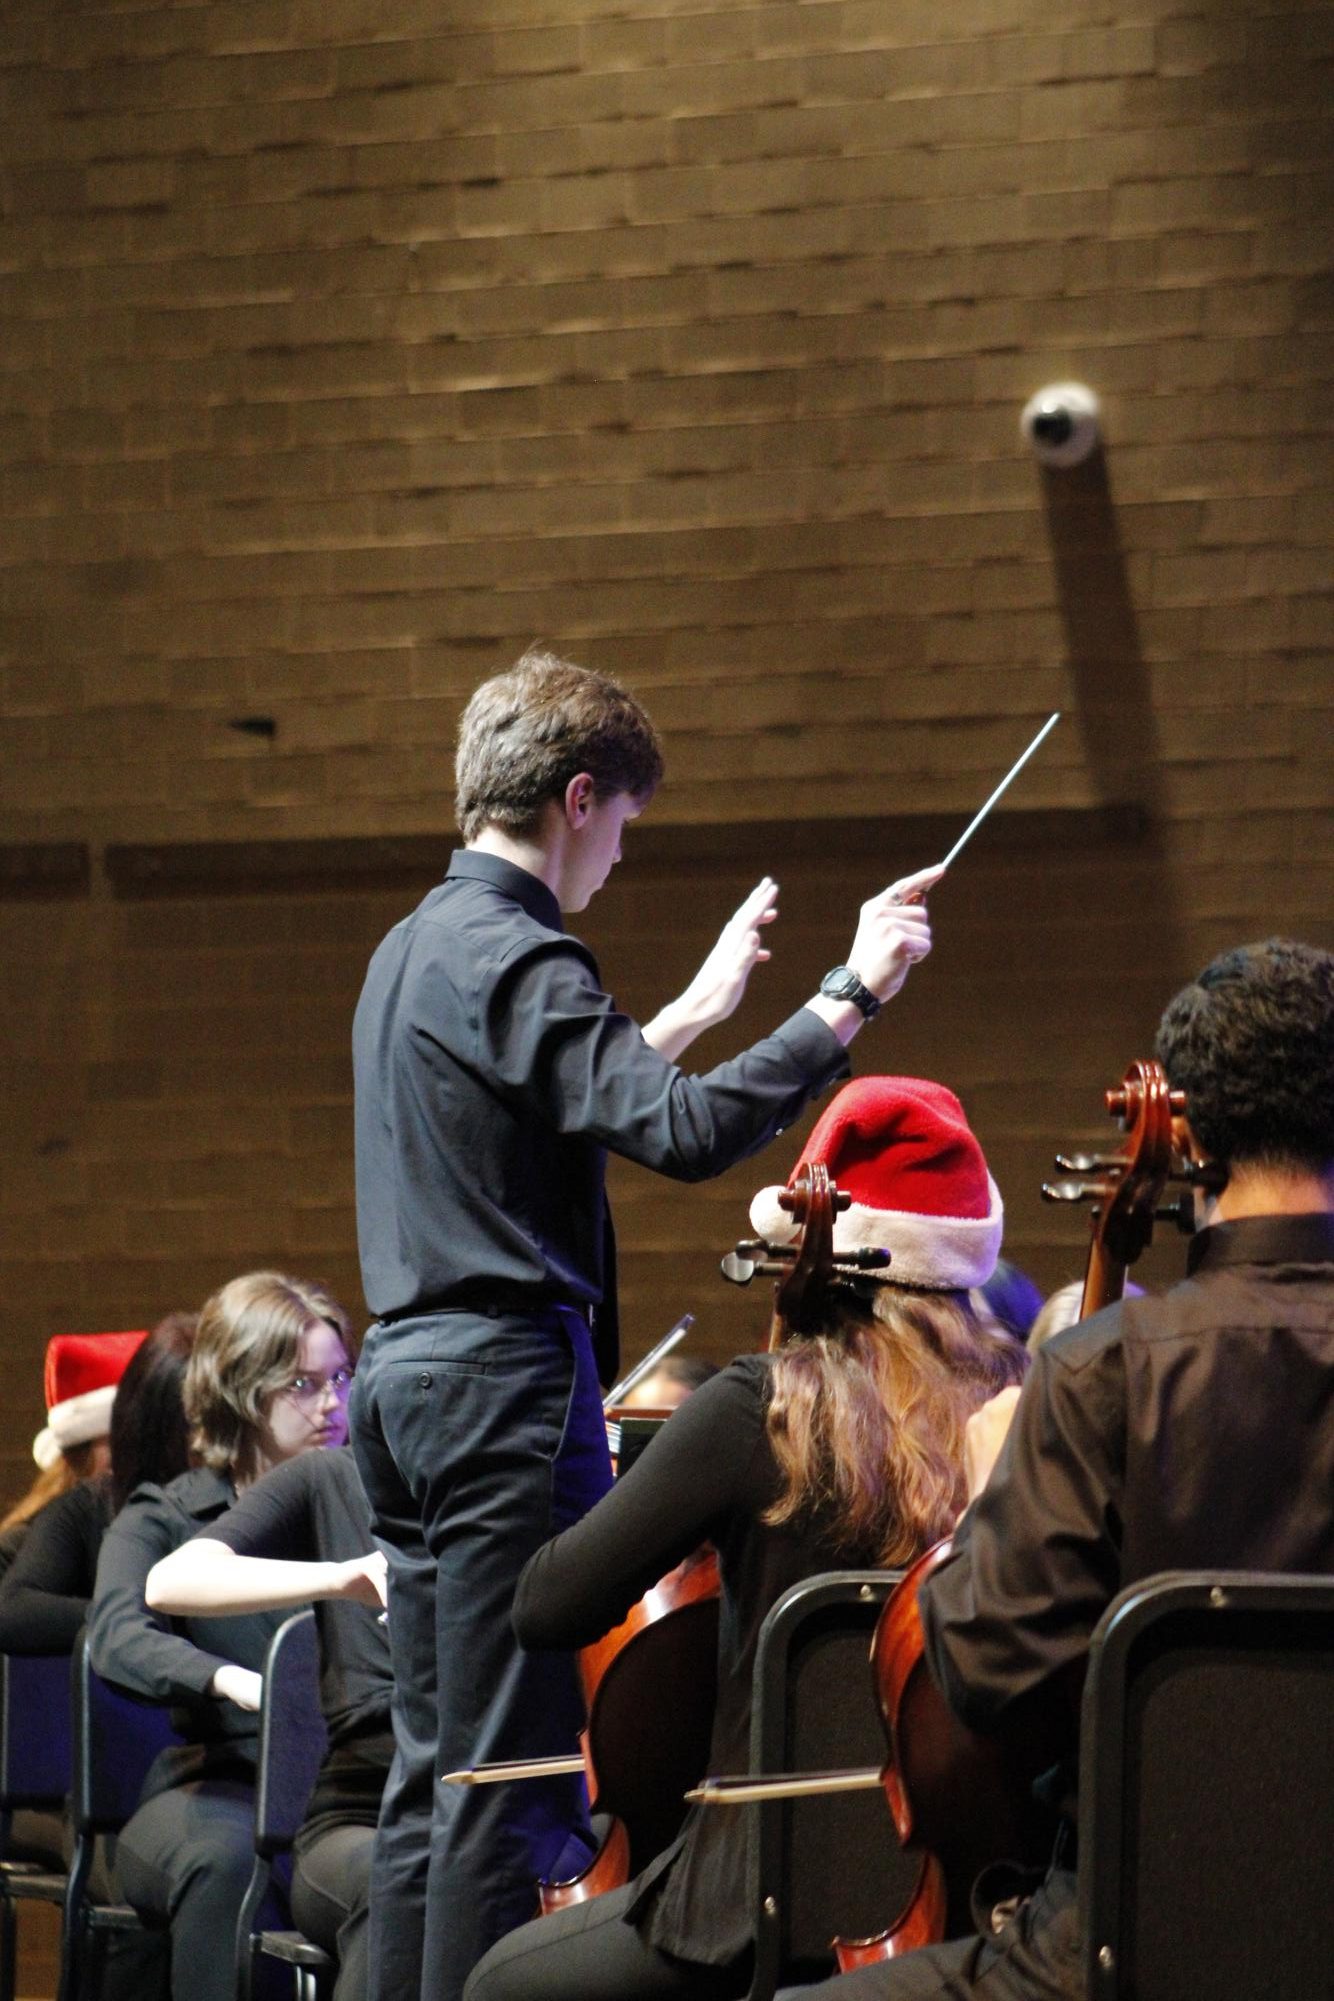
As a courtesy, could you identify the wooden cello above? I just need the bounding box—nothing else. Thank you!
[835,1057,1198,1965]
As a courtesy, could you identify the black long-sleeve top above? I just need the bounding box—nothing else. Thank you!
[0,1477,110,1655]
[920,1214,1334,1782]
[353,851,849,1377]
[514,1352,874,1966]
[200,1447,393,1842]
[89,1466,287,1799]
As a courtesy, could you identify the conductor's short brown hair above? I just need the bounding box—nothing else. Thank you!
[454,648,664,843]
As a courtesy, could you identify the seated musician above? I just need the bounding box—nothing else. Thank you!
[783,936,1334,2001]
[464,1075,1029,2001]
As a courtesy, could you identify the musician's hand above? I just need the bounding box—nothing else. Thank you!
[846,863,944,1002]
[643,877,779,1061]
[962,1385,1022,1505]
[209,1663,263,1713]
[333,1550,388,1610]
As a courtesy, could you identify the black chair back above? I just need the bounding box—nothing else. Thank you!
[1,1653,72,1825]
[72,1636,181,1838]
[57,1633,183,2001]
[1080,1570,1334,2001]
[235,1612,327,2001]
[253,1613,327,1857]
[2,1652,74,2001]
[746,1570,915,2000]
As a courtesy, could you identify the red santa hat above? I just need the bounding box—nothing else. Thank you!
[32,1330,149,1469]
[749,1077,1004,1291]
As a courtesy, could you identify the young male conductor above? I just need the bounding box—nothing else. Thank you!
[349,649,941,2001]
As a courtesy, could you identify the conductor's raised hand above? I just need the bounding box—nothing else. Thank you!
[643,877,781,1061]
[680,876,780,1029]
[847,863,945,1002]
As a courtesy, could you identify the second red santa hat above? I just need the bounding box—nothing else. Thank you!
[749,1075,1003,1291]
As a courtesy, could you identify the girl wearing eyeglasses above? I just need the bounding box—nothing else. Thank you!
[88,1270,355,2001]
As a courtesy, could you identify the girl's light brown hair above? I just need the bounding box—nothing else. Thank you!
[764,1287,1029,1566]
[184,1271,354,1481]
[0,1455,78,1535]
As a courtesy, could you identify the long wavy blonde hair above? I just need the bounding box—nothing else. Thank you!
[764,1285,1028,1566]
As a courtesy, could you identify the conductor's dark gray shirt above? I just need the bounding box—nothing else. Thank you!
[352,850,849,1370]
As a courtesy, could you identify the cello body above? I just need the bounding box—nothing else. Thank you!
[538,1526,722,1909]
[832,1540,1055,1963]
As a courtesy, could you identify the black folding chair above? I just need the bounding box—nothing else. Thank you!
[60,1632,181,2001]
[235,1612,332,2001]
[1080,1570,1334,2001]
[1,1651,73,2001]
[745,1570,915,2001]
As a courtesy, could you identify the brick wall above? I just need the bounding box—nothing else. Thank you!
[2,0,1331,1487]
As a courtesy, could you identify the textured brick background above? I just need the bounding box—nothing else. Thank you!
[2,0,1331,1491]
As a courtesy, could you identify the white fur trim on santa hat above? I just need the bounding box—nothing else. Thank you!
[749,1173,1004,1292]
[31,1384,118,1468]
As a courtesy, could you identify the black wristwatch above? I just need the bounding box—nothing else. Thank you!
[818,965,881,1020]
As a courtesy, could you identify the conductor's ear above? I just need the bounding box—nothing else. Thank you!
[564,773,596,826]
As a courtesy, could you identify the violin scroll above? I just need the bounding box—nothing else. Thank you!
[1040,1058,1192,1317]
[720,1163,889,1339]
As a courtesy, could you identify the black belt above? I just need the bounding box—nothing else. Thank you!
[375,1291,593,1328]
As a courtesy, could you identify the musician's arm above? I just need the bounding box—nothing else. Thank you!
[513,1359,764,1651]
[921,1327,1126,1734]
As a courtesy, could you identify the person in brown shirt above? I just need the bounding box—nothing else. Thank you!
[784,937,1334,2001]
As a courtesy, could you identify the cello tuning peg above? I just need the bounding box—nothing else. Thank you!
[1042,1179,1102,1205]
[1155,1195,1197,1235]
[722,1243,791,1284]
[844,1248,892,1271]
[1053,1152,1122,1174]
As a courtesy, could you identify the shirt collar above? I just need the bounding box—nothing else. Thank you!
[445,849,564,933]
[167,1466,238,1518]
[1187,1211,1334,1275]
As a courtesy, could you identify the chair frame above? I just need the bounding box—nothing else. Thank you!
[59,1633,181,2001]
[1079,1568,1334,2000]
[1,1651,74,2001]
[745,1569,902,2001]
[235,1611,333,2001]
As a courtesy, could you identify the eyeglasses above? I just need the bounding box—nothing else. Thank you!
[281,1367,355,1404]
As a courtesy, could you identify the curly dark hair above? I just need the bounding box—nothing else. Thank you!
[1154,939,1334,1172]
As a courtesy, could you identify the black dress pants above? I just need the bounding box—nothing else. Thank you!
[291,1822,374,2001]
[463,1878,750,2001]
[350,1306,612,2001]
[113,1778,257,2001]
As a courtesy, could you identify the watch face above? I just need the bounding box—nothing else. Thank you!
[821,966,877,1015]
